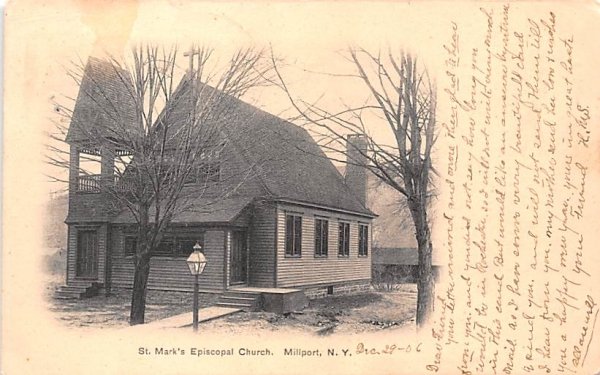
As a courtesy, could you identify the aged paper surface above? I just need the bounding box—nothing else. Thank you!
[3,1,600,374]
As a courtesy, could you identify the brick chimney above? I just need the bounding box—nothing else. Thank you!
[344,134,368,206]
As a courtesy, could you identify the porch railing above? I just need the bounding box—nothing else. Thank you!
[76,174,135,193]
[76,174,101,193]
[115,176,134,192]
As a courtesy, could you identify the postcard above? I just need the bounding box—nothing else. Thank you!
[3,1,600,374]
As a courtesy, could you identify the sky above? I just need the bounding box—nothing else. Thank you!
[5,0,598,196]
[10,0,452,195]
[4,4,600,373]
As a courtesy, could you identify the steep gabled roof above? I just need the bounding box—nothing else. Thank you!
[167,75,374,216]
[66,57,136,143]
[230,103,374,216]
[69,58,374,218]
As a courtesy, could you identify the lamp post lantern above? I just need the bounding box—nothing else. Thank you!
[186,242,207,331]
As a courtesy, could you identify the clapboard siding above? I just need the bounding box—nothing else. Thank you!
[110,227,226,291]
[66,225,76,282]
[224,231,231,289]
[98,224,108,283]
[248,201,276,287]
[276,203,371,287]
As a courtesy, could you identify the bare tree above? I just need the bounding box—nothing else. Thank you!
[48,45,271,325]
[273,48,437,327]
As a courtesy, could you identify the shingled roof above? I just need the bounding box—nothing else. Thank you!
[70,57,374,219]
[66,57,136,143]
[166,75,375,217]
[112,196,254,224]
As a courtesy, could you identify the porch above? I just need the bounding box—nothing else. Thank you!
[216,286,308,314]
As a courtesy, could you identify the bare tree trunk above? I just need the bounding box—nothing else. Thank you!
[130,211,151,325]
[130,250,151,325]
[410,199,434,328]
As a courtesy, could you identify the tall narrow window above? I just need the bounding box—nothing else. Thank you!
[124,236,137,256]
[285,214,302,257]
[338,222,350,257]
[358,224,369,256]
[314,218,329,257]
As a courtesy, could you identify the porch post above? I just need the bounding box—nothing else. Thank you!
[69,145,79,192]
[100,146,115,190]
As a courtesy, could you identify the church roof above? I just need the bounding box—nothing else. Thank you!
[66,57,137,144]
[167,75,374,217]
[70,57,374,219]
[112,196,254,224]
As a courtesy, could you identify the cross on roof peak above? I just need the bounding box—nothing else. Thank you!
[183,46,201,73]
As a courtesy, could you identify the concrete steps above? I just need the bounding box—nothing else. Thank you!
[215,290,261,311]
[54,281,100,299]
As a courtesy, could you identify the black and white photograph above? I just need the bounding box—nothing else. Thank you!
[3,1,600,374]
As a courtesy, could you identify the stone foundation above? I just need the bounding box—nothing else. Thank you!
[302,280,371,299]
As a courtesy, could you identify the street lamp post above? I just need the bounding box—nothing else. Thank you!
[186,242,207,332]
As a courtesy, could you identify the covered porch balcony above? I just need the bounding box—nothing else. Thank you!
[75,174,134,193]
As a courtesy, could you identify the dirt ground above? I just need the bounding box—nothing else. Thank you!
[202,286,417,335]
[46,278,417,334]
[48,286,220,328]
